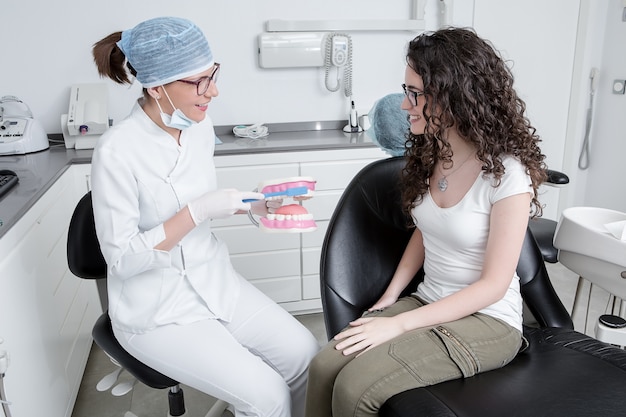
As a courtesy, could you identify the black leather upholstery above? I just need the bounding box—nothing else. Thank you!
[527,169,569,264]
[67,192,180,390]
[67,191,106,280]
[320,157,626,417]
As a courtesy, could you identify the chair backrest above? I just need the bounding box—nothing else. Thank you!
[66,191,180,390]
[67,191,107,279]
[320,157,573,339]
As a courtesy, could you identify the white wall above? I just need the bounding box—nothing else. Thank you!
[472,0,580,219]
[2,0,601,218]
[578,0,626,211]
[1,0,457,133]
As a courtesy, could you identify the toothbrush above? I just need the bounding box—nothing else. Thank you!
[243,186,309,202]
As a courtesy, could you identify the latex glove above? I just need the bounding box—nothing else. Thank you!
[249,198,283,216]
[188,189,265,224]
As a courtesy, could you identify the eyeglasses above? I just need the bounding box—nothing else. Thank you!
[177,63,221,96]
[401,83,425,107]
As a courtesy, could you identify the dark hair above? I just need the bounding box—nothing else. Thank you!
[401,27,547,218]
[92,32,137,85]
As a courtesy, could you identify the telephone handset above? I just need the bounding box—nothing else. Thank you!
[324,33,353,97]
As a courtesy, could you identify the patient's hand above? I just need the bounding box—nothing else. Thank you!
[369,294,398,312]
[334,316,404,357]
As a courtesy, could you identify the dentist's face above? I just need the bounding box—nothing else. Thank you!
[161,64,220,123]
[401,66,427,135]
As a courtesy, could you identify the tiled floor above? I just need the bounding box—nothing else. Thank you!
[71,314,327,417]
[71,262,616,417]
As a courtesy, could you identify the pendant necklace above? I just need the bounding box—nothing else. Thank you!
[437,152,475,192]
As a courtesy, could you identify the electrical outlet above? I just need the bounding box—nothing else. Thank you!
[612,79,626,95]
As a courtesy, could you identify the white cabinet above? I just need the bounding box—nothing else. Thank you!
[214,148,387,314]
[0,164,100,417]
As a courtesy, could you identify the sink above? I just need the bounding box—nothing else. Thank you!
[554,207,626,300]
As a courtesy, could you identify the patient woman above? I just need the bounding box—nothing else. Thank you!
[90,16,319,417]
[305,27,547,417]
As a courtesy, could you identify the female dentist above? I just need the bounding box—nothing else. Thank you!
[90,16,319,417]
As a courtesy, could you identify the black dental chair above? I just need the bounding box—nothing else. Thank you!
[527,169,570,264]
[320,156,626,417]
[67,191,228,417]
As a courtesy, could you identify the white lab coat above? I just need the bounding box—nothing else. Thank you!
[91,101,319,417]
[91,100,240,333]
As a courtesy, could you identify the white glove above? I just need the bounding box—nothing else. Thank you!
[249,198,283,216]
[188,189,265,224]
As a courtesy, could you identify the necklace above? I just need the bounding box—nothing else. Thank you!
[436,152,475,192]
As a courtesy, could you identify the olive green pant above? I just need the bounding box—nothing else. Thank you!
[305,296,522,417]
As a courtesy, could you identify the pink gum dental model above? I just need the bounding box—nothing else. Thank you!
[260,204,317,233]
[257,176,316,200]
[249,176,317,233]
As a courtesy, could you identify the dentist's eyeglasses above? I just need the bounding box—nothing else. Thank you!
[177,63,221,96]
[401,83,425,107]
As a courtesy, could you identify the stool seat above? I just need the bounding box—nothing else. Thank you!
[68,191,229,417]
[92,312,178,389]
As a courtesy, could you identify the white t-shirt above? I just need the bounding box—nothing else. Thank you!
[91,101,241,334]
[412,156,532,332]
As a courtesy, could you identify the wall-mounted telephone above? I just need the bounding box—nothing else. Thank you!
[257,31,353,97]
[324,33,353,97]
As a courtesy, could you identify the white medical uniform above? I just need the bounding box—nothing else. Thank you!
[91,100,319,417]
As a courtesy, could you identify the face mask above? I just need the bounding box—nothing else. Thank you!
[154,87,197,130]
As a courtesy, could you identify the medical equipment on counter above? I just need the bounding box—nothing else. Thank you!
[61,83,109,150]
[0,96,49,156]
[233,123,269,139]
[343,100,363,133]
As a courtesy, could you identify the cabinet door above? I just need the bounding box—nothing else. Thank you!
[301,159,380,191]
[71,163,92,192]
[210,154,385,314]
[300,158,383,277]
[0,165,101,417]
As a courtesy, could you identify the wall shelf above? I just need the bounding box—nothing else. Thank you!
[265,19,425,33]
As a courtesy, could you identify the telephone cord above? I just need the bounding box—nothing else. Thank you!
[342,36,353,98]
[324,39,341,93]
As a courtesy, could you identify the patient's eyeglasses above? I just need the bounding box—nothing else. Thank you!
[177,63,221,96]
[401,83,425,107]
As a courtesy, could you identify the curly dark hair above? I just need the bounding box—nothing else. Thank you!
[401,27,547,218]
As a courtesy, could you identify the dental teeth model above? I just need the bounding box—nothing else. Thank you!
[260,204,317,233]
[250,176,317,233]
[257,176,316,200]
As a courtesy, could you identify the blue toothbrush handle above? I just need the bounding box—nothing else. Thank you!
[242,186,309,203]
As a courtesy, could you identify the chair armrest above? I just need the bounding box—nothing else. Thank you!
[544,169,569,187]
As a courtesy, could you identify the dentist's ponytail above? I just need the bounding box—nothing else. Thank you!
[92,32,136,85]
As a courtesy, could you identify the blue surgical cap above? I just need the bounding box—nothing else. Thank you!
[117,17,214,88]
[366,93,410,156]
